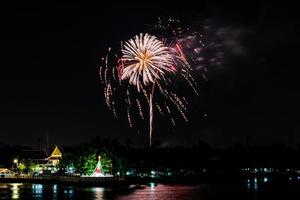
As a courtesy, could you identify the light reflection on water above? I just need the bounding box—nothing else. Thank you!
[0,183,211,200]
[0,179,300,200]
[63,186,75,199]
[32,184,43,198]
[245,176,271,192]
[11,183,22,199]
[92,187,105,200]
[117,183,204,200]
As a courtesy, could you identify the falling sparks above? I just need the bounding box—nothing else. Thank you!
[156,103,164,115]
[127,108,133,128]
[165,103,176,126]
[112,101,117,118]
[136,99,144,119]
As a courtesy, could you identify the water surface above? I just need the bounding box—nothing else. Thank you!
[0,179,299,200]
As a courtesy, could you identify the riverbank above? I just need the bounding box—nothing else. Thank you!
[0,175,234,187]
[0,176,127,186]
[1,173,297,187]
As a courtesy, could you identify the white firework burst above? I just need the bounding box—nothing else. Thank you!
[100,31,201,147]
[121,33,175,91]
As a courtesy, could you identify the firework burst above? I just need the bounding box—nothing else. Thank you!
[121,33,175,92]
[100,19,205,146]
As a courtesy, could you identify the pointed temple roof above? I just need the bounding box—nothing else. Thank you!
[49,145,62,158]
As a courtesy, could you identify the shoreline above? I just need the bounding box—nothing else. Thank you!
[1,173,296,187]
[0,176,127,187]
[0,176,236,187]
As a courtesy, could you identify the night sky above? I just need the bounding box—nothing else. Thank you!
[0,2,299,147]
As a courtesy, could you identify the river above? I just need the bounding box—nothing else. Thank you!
[0,178,300,200]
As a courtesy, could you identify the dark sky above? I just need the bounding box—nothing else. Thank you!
[0,2,299,147]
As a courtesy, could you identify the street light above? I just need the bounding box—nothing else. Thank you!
[12,159,19,174]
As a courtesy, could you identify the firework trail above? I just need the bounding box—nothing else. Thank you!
[100,19,206,146]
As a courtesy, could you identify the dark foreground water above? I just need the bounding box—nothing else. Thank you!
[1,178,300,200]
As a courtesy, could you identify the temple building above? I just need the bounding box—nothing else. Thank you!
[46,146,62,166]
[20,145,63,175]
